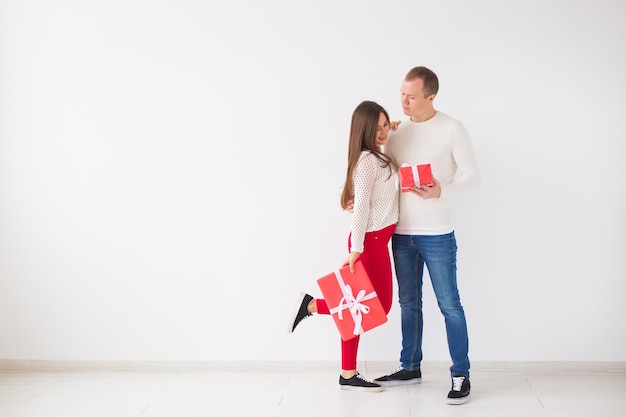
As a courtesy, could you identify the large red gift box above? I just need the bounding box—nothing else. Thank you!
[399,163,433,192]
[317,261,387,341]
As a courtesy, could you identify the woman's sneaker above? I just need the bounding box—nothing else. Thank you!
[446,374,471,404]
[374,367,422,386]
[287,293,313,333]
[339,373,383,392]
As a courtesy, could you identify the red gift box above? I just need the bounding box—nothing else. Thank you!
[399,163,433,192]
[317,261,388,341]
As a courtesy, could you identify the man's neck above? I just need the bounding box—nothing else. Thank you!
[410,108,437,123]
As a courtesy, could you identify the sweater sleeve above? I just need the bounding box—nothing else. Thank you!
[350,152,377,253]
[440,121,481,199]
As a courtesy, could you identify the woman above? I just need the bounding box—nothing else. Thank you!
[287,101,400,392]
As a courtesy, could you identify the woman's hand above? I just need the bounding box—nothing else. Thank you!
[342,251,361,273]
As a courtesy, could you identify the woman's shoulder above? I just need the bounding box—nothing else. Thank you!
[357,150,395,172]
[357,150,380,164]
[355,150,380,170]
[355,149,376,160]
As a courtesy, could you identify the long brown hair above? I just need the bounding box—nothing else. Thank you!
[340,101,396,210]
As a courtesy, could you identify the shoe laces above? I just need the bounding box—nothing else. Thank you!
[451,376,465,391]
[355,373,372,383]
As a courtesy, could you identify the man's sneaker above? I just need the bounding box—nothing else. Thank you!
[339,373,383,392]
[446,374,471,405]
[287,293,313,333]
[374,367,422,386]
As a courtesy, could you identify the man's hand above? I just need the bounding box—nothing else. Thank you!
[410,177,441,199]
[390,120,401,131]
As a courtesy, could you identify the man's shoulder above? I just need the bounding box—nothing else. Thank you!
[434,111,462,124]
[434,112,469,136]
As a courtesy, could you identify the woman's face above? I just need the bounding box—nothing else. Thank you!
[375,112,390,147]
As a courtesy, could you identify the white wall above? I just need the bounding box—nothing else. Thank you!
[1,0,625,363]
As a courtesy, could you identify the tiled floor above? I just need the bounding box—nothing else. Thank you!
[0,360,624,416]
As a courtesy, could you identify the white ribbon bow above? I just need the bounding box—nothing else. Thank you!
[329,270,377,336]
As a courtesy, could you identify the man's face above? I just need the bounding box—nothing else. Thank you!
[400,78,433,118]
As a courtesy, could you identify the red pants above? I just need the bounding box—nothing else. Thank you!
[316,223,395,370]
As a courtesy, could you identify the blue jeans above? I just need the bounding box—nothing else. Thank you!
[392,232,470,378]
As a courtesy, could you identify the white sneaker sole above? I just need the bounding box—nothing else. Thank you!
[340,385,383,392]
[376,378,422,387]
[287,292,308,333]
[447,394,470,405]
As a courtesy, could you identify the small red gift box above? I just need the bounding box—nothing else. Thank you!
[399,163,433,192]
[317,261,388,341]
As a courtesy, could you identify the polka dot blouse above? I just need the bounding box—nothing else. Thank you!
[350,151,399,253]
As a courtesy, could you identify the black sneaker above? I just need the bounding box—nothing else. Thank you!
[339,373,383,392]
[287,293,313,333]
[374,367,422,386]
[446,374,471,405]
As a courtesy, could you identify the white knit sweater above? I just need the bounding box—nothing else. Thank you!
[384,111,480,235]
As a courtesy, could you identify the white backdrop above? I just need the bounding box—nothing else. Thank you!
[1,0,625,363]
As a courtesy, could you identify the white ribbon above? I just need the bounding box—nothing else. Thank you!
[411,165,421,187]
[328,270,377,336]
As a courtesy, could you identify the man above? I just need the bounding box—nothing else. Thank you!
[374,66,480,405]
